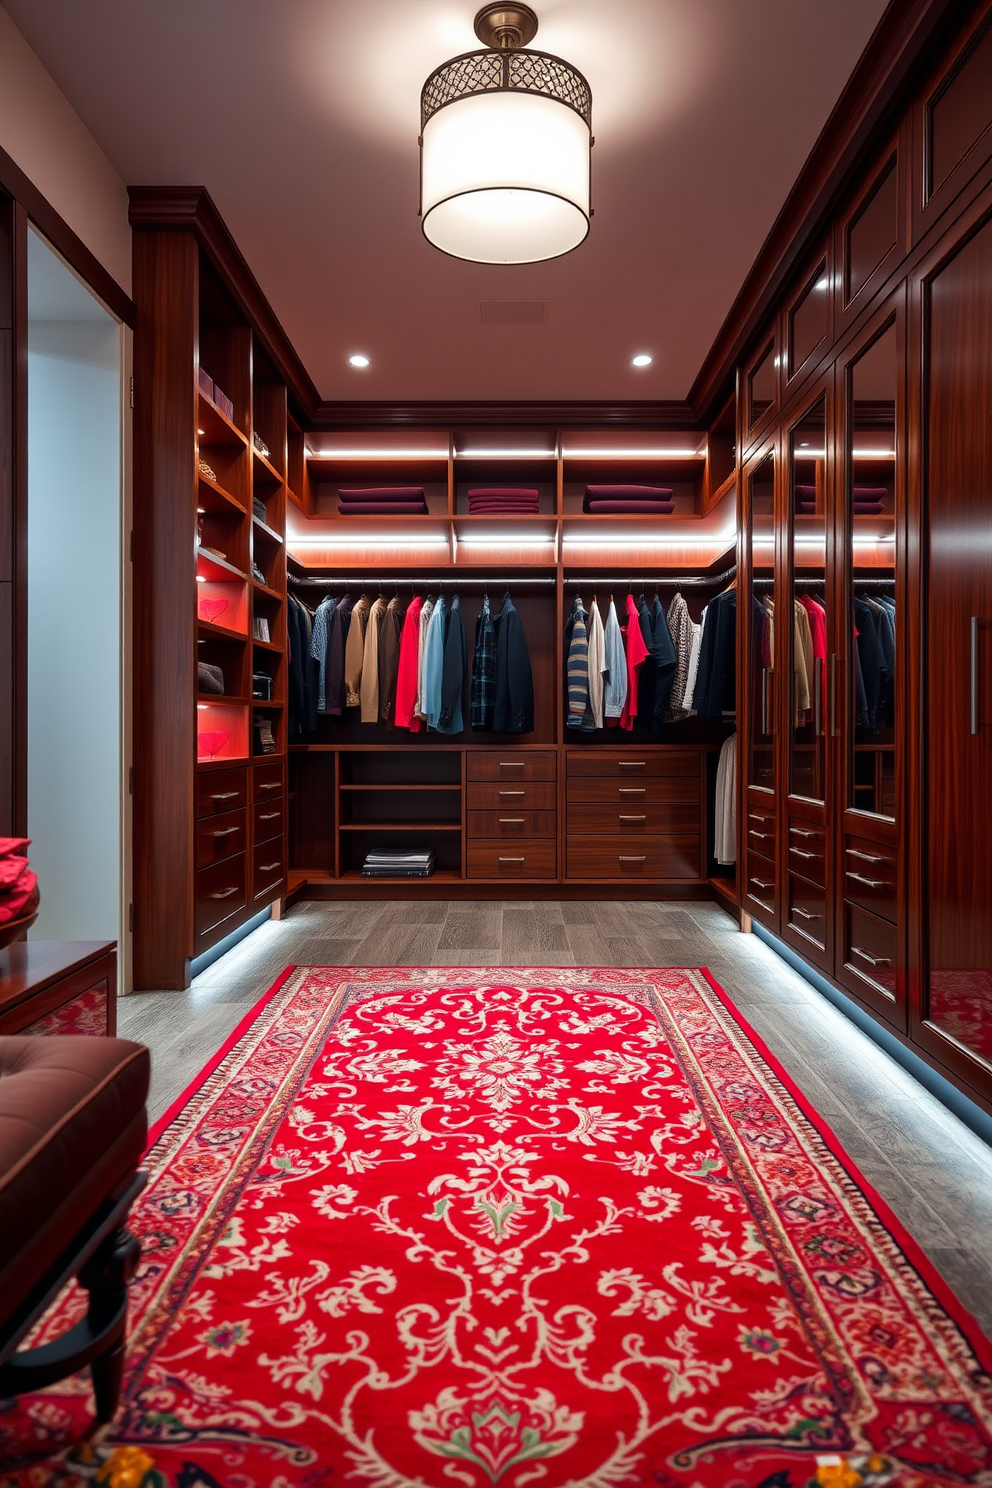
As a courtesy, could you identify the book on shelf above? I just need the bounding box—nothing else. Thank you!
[253,617,270,643]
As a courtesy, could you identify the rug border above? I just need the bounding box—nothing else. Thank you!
[142,959,992,1376]
[698,964,992,1375]
[144,963,298,1150]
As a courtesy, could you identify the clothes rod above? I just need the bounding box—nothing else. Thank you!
[564,566,736,589]
[287,574,557,587]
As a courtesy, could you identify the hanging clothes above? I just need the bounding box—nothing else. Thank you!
[714,733,737,866]
[415,593,435,727]
[602,597,627,721]
[324,592,353,716]
[682,608,704,713]
[854,596,890,731]
[344,593,370,708]
[565,596,592,730]
[665,591,694,721]
[287,595,312,738]
[798,594,827,726]
[793,599,813,726]
[438,593,466,734]
[493,592,534,733]
[360,594,387,723]
[377,594,405,725]
[310,594,336,714]
[649,594,678,730]
[470,594,496,731]
[587,598,606,729]
[620,593,649,731]
[393,595,424,730]
[422,594,447,730]
[692,589,737,720]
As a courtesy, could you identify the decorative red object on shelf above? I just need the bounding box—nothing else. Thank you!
[198,595,229,624]
[196,729,229,760]
[0,837,40,936]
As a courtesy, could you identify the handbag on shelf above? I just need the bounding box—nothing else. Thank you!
[197,662,225,695]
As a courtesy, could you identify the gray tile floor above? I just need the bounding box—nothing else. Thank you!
[118,898,992,1339]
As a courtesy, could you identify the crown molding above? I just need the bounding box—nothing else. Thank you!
[128,185,320,418]
[688,0,964,423]
[312,399,700,430]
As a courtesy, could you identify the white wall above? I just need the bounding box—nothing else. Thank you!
[0,5,130,293]
[27,229,124,945]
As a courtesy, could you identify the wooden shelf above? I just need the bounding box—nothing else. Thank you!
[197,693,248,706]
[198,472,245,515]
[198,392,247,448]
[196,548,247,582]
[253,514,283,544]
[339,821,462,832]
[252,635,283,652]
[340,869,463,884]
[252,698,284,708]
[252,578,284,601]
[340,783,461,792]
[254,448,284,486]
[198,617,249,643]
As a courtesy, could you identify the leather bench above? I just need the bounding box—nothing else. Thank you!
[0,1035,150,1421]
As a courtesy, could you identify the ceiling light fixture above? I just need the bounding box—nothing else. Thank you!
[420,3,592,265]
[347,353,371,369]
[630,353,653,368]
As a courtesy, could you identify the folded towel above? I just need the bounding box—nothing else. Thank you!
[338,501,429,514]
[853,486,887,501]
[338,487,427,502]
[585,485,674,498]
[584,499,675,514]
[467,488,540,499]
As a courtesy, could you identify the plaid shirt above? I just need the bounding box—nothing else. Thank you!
[471,595,496,730]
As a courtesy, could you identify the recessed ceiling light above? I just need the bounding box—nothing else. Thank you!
[347,353,371,369]
[630,353,653,368]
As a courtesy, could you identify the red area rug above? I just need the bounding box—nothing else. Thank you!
[3,965,992,1488]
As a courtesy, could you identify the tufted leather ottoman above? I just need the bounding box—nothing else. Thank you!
[0,1035,150,1420]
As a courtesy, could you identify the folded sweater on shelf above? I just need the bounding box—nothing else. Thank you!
[584,499,675,514]
[338,501,431,515]
[583,484,674,513]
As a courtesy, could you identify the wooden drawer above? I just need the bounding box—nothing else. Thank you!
[252,760,285,801]
[253,797,286,844]
[746,808,777,858]
[467,782,556,811]
[843,903,897,1000]
[253,840,285,901]
[195,854,247,941]
[566,776,698,804]
[567,801,698,835]
[788,822,826,886]
[843,836,896,923]
[467,841,557,879]
[566,836,700,881]
[745,849,776,911]
[787,872,827,950]
[466,751,557,782]
[196,807,247,868]
[467,810,556,839]
[566,750,698,780]
[196,766,247,818]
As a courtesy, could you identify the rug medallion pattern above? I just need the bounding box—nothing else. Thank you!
[2,966,991,1488]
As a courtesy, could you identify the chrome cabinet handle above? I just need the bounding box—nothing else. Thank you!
[972,616,981,734]
[750,830,773,841]
[829,653,838,737]
[619,855,647,862]
[618,761,647,768]
[761,668,770,736]
[751,877,774,891]
[852,946,892,968]
[846,871,889,889]
[792,848,817,860]
[499,856,525,862]
[259,861,281,873]
[814,655,823,737]
[499,789,525,796]
[259,782,281,791]
[848,849,890,866]
[212,826,239,838]
[209,886,238,899]
[499,818,525,824]
[499,761,526,768]
[793,906,822,921]
[618,787,646,794]
[259,811,280,821]
[619,814,647,821]
[211,790,238,801]
[791,828,821,840]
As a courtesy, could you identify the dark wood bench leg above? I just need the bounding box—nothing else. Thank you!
[79,1228,141,1423]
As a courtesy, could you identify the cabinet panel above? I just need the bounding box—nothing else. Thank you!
[467,841,557,879]
[196,807,247,868]
[566,836,700,881]
[788,823,827,887]
[467,751,556,782]
[195,854,247,940]
[196,766,247,818]
[565,751,697,780]
[786,872,828,953]
[252,760,285,799]
[842,904,898,1003]
[843,837,897,923]
[467,782,556,811]
[252,839,285,901]
[467,810,556,839]
[566,801,698,835]
[566,776,698,804]
[744,849,777,916]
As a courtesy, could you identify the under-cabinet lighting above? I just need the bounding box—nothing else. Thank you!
[458,536,555,548]
[286,536,450,549]
[197,428,205,436]
[455,449,557,459]
[563,535,731,550]
[309,449,449,460]
[564,447,704,459]
[195,575,207,582]
[852,450,896,459]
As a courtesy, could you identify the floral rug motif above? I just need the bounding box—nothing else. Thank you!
[2,965,991,1488]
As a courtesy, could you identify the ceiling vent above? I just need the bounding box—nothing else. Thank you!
[479,299,549,325]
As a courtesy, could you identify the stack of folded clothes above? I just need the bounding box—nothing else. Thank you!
[795,484,887,514]
[0,838,40,925]
[338,487,429,515]
[362,848,436,878]
[582,484,675,514]
[467,487,541,514]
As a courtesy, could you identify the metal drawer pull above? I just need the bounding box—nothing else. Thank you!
[259,782,281,791]
[750,830,773,841]
[791,828,820,840]
[209,886,238,899]
[619,814,647,821]
[813,655,823,737]
[749,813,770,825]
[499,856,525,862]
[792,848,817,860]
[499,789,525,796]
[618,761,646,767]
[972,616,980,734]
[499,818,525,824]
[211,790,238,801]
[618,787,646,794]
[259,861,281,873]
[499,761,526,768]
[852,946,892,968]
[848,849,890,866]
[793,907,821,921]
[259,811,280,821]
[619,855,647,862]
[212,826,239,838]
[752,878,773,891]
[846,872,889,889]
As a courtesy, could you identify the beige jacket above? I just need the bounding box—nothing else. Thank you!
[344,594,370,707]
[360,596,387,723]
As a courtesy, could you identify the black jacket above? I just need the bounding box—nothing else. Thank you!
[438,594,466,733]
[493,594,534,733]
